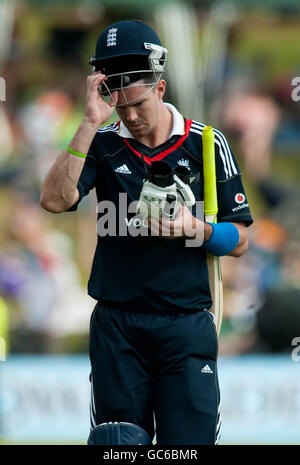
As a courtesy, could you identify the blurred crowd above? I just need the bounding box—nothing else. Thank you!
[215,23,300,355]
[0,4,300,355]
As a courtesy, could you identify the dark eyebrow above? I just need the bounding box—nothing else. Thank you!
[130,99,146,107]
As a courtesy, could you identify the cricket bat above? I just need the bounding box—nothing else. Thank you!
[202,126,223,337]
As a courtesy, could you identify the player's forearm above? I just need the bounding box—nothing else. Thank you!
[194,219,248,256]
[227,222,248,257]
[40,118,99,213]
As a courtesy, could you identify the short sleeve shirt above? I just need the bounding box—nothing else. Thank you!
[67,104,253,311]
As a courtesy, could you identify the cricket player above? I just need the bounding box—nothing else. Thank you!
[40,20,253,445]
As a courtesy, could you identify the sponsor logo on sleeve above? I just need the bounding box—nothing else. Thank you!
[235,193,245,204]
[232,193,248,212]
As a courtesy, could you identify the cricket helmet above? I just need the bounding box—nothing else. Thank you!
[89,20,168,106]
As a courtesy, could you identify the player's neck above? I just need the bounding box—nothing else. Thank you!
[135,104,173,149]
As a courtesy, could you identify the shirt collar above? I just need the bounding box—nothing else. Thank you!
[117,102,185,139]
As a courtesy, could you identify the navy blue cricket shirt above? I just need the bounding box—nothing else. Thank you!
[67,103,253,312]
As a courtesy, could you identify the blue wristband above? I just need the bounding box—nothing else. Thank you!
[202,222,239,256]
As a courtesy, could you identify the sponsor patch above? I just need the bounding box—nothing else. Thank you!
[235,193,245,204]
[232,203,248,212]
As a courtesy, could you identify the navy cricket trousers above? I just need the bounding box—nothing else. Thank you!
[89,302,221,445]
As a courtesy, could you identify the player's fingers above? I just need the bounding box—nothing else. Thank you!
[148,218,160,236]
[91,70,106,79]
[158,217,182,239]
[160,218,174,237]
[87,72,107,90]
[172,206,191,237]
[163,214,187,238]
[109,91,118,107]
[88,72,105,82]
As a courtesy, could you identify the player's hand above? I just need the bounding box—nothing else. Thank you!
[148,205,203,240]
[84,71,118,126]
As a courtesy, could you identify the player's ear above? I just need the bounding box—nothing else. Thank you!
[156,79,166,100]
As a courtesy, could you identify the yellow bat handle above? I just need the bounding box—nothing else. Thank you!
[202,126,218,218]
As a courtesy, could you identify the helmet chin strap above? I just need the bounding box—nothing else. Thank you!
[100,71,162,107]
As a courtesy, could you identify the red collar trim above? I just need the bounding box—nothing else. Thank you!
[122,119,192,165]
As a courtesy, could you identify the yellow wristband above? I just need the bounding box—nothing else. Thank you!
[66,146,87,159]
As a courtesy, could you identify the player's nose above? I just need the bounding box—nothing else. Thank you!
[124,106,138,123]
